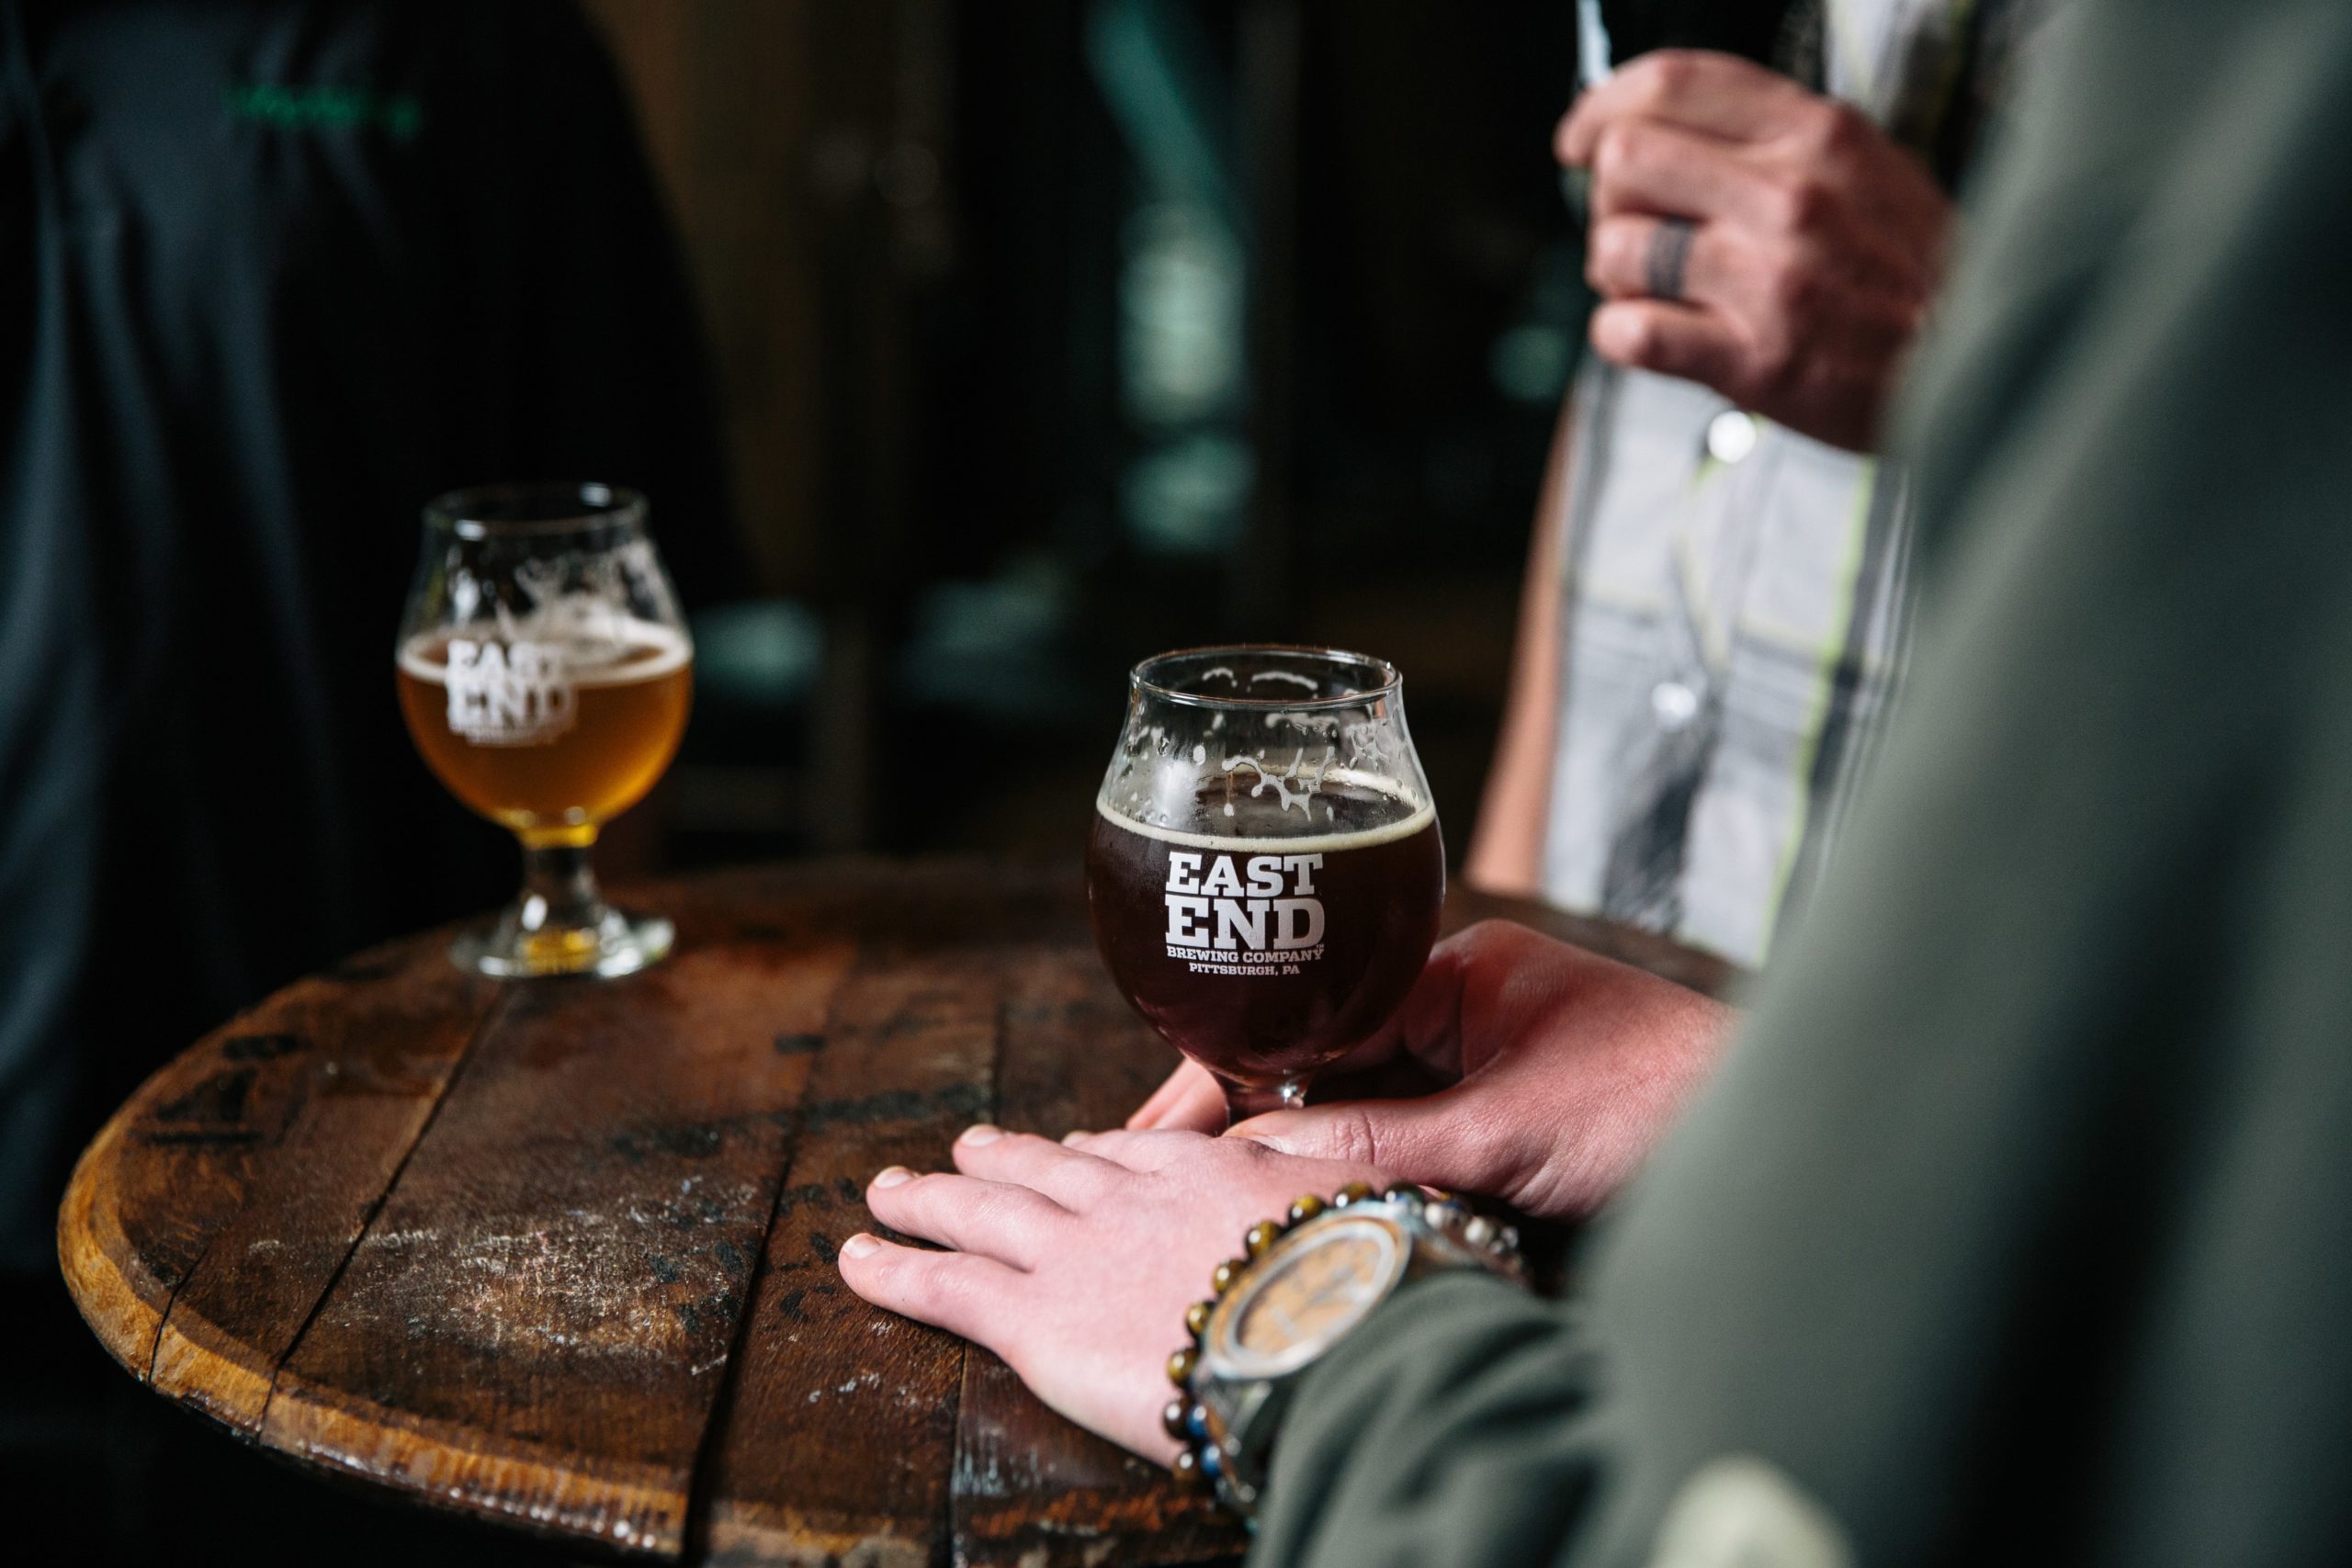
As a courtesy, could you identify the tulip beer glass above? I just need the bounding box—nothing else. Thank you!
[1085,647,1444,1126]
[396,483,693,976]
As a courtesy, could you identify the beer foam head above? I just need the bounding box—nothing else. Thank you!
[1097,765,1433,853]
[400,618,691,686]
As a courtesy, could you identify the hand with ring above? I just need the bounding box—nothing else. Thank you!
[1557,50,1954,452]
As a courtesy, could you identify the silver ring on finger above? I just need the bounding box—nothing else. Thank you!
[1645,217,1698,303]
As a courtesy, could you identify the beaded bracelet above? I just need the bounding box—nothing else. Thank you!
[1160,1179,1523,1493]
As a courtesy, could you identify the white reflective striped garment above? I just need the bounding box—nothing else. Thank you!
[1544,0,2034,964]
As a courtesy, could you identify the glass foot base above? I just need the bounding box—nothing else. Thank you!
[449,907,674,978]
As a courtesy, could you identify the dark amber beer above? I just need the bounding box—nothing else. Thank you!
[1087,774,1443,1091]
[396,620,691,845]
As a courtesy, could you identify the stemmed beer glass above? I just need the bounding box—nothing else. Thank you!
[1085,647,1444,1127]
[395,483,694,977]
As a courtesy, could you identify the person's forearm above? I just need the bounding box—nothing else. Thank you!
[1254,1272,1605,1567]
[1464,394,1577,897]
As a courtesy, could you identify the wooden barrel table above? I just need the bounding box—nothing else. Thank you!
[58,858,1736,1565]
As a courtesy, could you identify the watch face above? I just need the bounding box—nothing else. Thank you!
[1207,1214,1407,1381]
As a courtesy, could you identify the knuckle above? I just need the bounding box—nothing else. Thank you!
[898,1170,950,1207]
[1592,120,1645,184]
[1635,50,1699,106]
[972,1182,1038,1232]
[1774,175,1838,235]
[1453,917,1506,952]
[1614,310,1662,363]
[901,1257,971,1317]
[862,1243,922,1297]
[1453,918,1528,963]
[1322,1106,1382,1168]
[1747,331,1804,399]
[1116,1127,1170,1163]
[1765,253,1820,318]
[1066,1160,1122,1203]
[1801,100,1862,157]
[1587,220,1637,287]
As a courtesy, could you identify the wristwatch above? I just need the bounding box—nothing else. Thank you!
[1162,1181,1528,1521]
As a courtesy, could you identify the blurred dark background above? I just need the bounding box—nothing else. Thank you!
[9,3,1594,1562]
[585,0,1589,874]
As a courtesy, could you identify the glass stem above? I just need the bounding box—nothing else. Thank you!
[1219,1075,1310,1131]
[518,837,606,935]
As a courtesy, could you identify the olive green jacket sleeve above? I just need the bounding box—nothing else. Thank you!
[1255,3,2352,1562]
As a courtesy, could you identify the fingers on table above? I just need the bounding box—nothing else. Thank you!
[950,1125,1125,1204]
[865,1166,1072,1267]
[838,1235,1026,1342]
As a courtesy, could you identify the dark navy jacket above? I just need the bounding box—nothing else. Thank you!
[0,0,733,1270]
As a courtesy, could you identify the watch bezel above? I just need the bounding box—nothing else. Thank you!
[1201,1213,1409,1382]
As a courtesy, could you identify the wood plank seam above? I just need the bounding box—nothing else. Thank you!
[676,1106,810,1559]
[927,988,1016,1565]
[252,987,518,1433]
[693,932,1008,1567]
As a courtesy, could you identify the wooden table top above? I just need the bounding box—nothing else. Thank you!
[58,857,1738,1565]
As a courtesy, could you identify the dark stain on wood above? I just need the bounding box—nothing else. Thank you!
[150,1067,254,1127]
[797,1080,991,1134]
[221,1032,310,1062]
[774,1182,834,1213]
[608,1121,734,1163]
[134,1128,264,1149]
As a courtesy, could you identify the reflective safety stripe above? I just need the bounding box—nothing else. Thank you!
[1758,461,1876,959]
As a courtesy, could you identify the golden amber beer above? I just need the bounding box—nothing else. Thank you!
[396,622,692,844]
[396,481,694,977]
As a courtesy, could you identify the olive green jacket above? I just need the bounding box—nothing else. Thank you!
[1260,2,2352,1562]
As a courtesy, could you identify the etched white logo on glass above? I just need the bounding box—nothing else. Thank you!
[1162,851,1328,976]
[444,638,575,747]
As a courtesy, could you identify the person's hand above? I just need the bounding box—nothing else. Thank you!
[1128,920,1735,1219]
[1556,49,1952,452]
[838,1125,1391,1460]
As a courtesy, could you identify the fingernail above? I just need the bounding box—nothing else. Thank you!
[958,1123,1004,1146]
[871,1165,913,1190]
[841,1233,881,1259]
[1060,1129,1092,1146]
